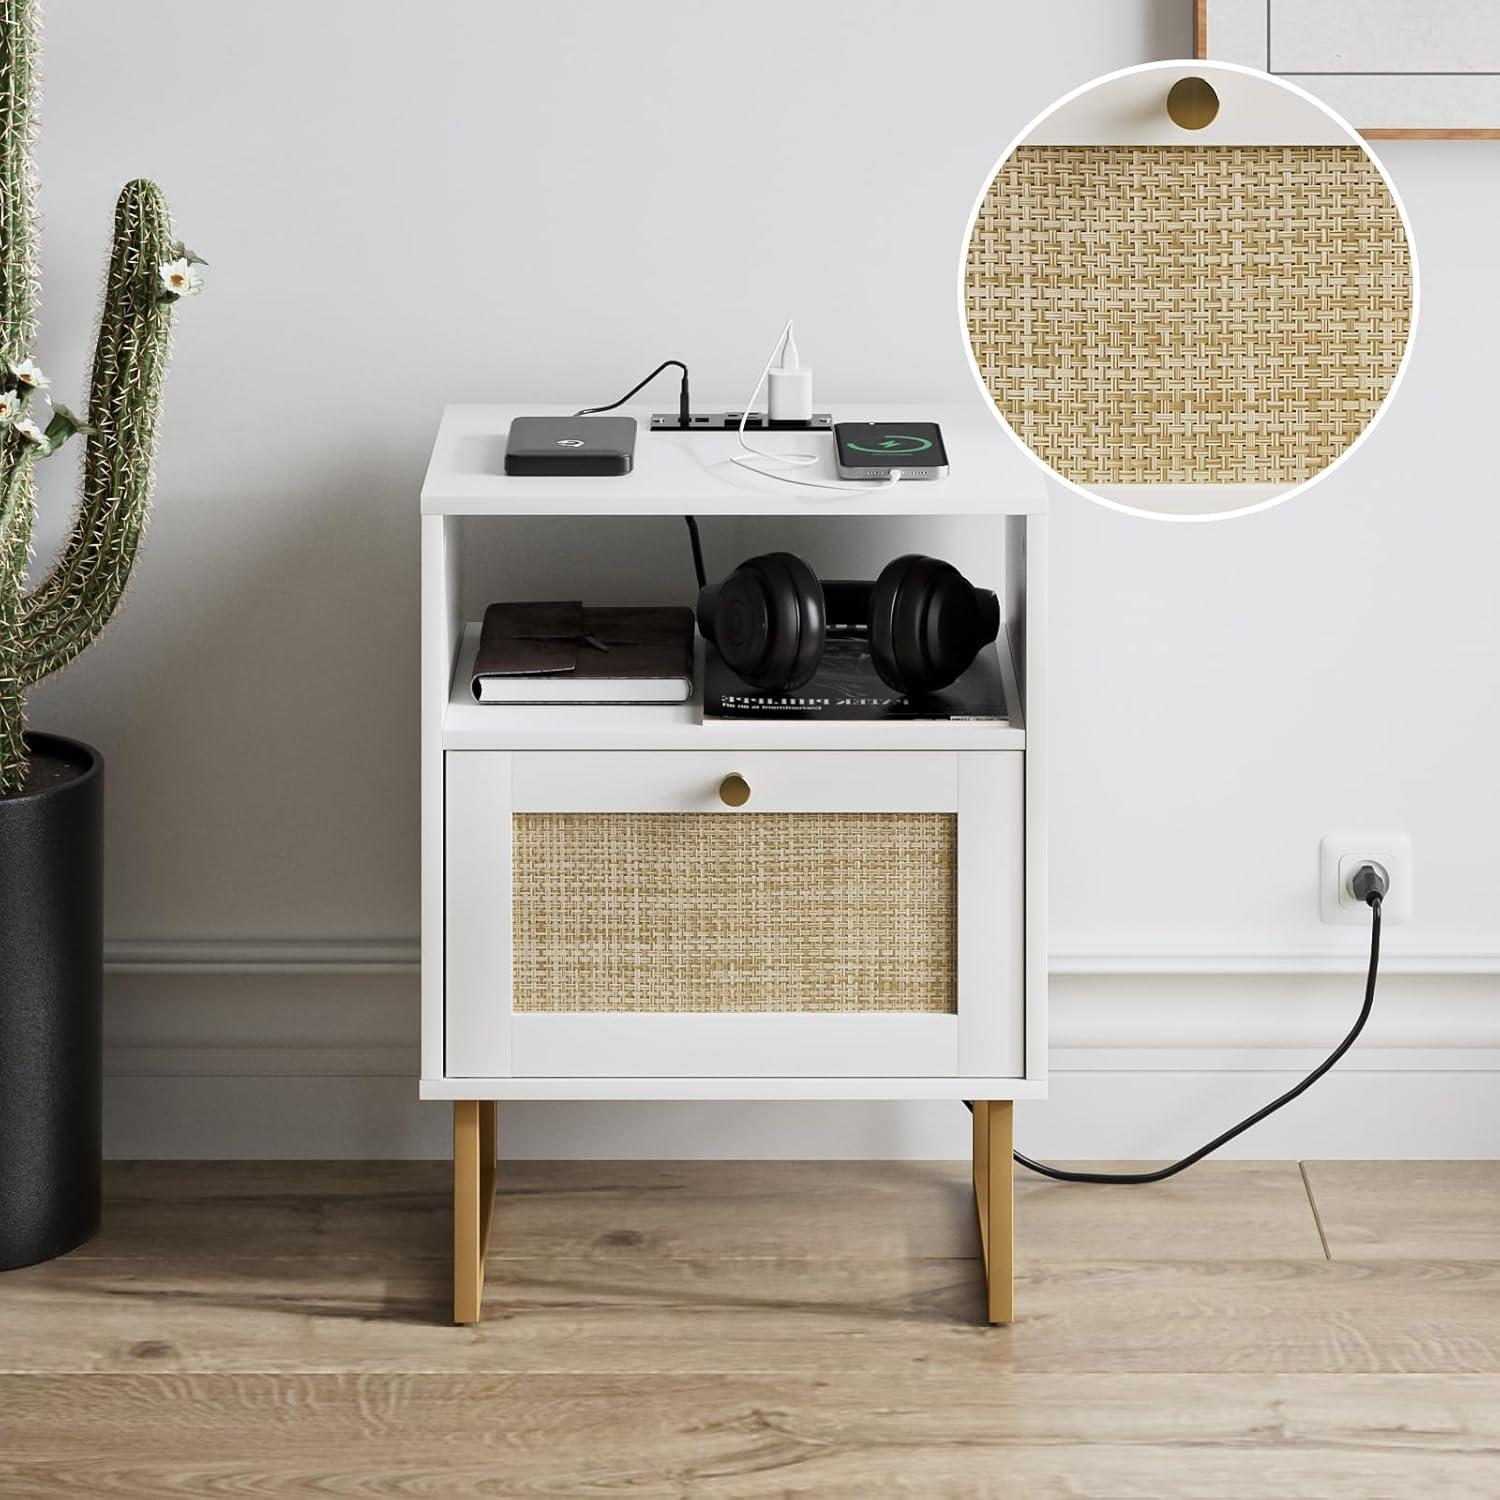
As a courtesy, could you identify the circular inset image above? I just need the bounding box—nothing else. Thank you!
[962,61,1417,520]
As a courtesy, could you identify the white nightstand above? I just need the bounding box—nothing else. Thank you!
[421,403,1048,1324]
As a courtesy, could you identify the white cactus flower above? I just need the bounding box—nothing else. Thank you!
[0,390,17,424]
[15,416,48,446]
[159,258,204,297]
[9,357,49,389]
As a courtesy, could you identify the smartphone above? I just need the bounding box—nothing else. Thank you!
[834,422,949,480]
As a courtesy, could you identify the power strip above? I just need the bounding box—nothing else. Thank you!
[649,411,833,432]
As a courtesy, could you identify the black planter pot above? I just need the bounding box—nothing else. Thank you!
[0,732,104,1270]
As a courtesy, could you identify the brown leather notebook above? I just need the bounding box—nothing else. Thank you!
[471,601,694,704]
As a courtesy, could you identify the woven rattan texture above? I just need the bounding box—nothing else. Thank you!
[966,145,1412,486]
[512,813,956,1014]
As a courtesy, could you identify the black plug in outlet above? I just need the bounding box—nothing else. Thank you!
[1350,862,1389,906]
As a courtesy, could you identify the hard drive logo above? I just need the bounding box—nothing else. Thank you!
[845,434,933,455]
[554,438,586,447]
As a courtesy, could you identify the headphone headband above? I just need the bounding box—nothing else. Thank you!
[819,579,876,629]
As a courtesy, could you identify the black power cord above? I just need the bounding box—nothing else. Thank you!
[684,515,707,592]
[983,866,1387,1185]
[575,359,691,428]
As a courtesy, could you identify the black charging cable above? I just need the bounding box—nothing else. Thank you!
[980,865,1387,1185]
[684,516,706,591]
[572,360,703,593]
[575,359,691,429]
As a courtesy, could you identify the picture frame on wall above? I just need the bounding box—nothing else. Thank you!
[1196,0,1500,138]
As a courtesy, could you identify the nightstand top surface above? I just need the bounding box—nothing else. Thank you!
[421,402,1048,516]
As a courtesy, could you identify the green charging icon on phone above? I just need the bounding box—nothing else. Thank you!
[845,434,934,455]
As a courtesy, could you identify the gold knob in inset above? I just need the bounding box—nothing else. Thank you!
[1166,75,1219,131]
[719,772,751,808]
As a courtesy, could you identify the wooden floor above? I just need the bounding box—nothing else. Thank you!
[1,1160,1497,1497]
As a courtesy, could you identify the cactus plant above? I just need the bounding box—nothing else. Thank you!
[0,0,199,794]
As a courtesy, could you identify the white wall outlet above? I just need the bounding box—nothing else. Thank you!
[1319,834,1412,924]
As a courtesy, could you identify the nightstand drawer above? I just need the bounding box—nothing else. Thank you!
[444,750,1022,1079]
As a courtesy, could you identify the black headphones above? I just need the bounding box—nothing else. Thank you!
[696,552,1000,695]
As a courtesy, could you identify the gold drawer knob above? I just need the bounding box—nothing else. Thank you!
[719,772,751,808]
[1166,75,1219,131]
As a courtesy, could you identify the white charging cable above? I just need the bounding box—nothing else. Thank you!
[729,319,902,494]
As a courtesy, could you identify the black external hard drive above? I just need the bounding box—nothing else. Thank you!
[834,421,949,480]
[504,415,637,476]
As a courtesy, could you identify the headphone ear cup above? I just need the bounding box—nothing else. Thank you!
[707,552,824,691]
[870,555,994,694]
[695,581,723,643]
[866,558,909,693]
[768,552,826,691]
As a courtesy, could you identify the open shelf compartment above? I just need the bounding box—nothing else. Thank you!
[443,621,1025,751]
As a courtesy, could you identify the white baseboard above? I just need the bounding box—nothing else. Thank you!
[101,938,1500,1160]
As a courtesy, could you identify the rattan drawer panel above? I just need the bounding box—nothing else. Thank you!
[966,144,1412,487]
[512,812,956,1014]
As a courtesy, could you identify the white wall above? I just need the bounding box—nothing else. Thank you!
[23,0,1500,1157]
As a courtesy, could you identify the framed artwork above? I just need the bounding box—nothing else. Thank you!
[1196,0,1500,138]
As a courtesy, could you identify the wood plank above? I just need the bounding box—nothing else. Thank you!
[1,1372,1498,1499]
[83,1160,454,1259]
[1304,1161,1500,1261]
[79,1160,1320,1264]
[1016,1160,1325,1261]
[1362,129,1500,140]
[5,1251,1500,1375]
[84,1160,975,1261]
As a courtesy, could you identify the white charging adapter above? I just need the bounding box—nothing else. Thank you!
[766,326,813,423]
[731,319,900,494]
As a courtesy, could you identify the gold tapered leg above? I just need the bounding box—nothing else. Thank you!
[453,1100,497,1325]
[972,1100,1015,1324]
